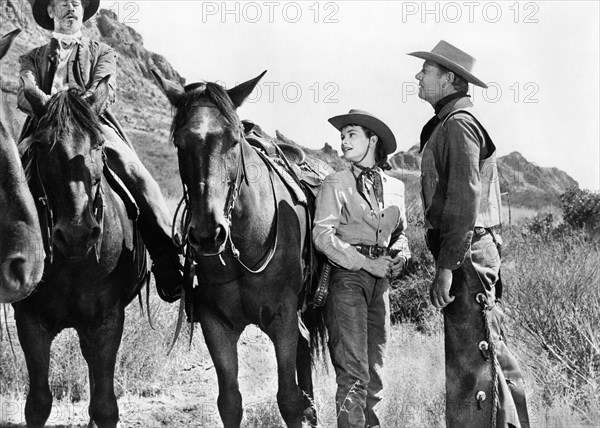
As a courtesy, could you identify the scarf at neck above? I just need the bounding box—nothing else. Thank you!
[354,164,384,210]
[52,31,82,50]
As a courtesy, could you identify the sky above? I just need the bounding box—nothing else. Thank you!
[99,0,600,190]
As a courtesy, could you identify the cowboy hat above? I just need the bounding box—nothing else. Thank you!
[408,40,488,88]
[328,109,397,155]
[33,0,100,31]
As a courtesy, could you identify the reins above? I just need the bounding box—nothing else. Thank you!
[174,121,280,275]
[32,145,106,264]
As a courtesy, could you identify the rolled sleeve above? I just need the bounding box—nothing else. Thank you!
[437,116,482,269]
[312,175,367,271]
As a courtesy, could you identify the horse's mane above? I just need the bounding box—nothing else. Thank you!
[171,82,240,142]
[35,88,104,151]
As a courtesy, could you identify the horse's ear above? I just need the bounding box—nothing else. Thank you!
[0,28,21,61]
[151,69,184,106]
[87,75,111,115]
[227,70,267,109]
[21,76,48,118]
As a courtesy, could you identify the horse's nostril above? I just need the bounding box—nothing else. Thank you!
[7,256,27,286]
[89,226,101,244]
[53,228,67,247]
[187,227,200,247]
[215,225,227,243]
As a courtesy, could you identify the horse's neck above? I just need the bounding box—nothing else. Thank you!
[238,143,276,213]
[101,179,134,250]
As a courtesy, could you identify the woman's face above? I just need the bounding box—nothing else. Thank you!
[340,125,375,165]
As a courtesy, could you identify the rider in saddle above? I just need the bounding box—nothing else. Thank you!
[17,0,182,302]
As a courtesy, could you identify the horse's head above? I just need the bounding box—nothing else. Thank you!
[22,77,110,260]
[0,28,45,303]
[153,70,266,256]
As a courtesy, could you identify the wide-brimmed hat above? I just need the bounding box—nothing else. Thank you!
[33,0,100,31]
[328,109,397,155]
[408,40,487,88]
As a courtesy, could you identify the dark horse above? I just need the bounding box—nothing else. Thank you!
[13,77,146,428]
[0,29,44,303]
[153,70,322,427]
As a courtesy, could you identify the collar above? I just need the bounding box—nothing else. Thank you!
[436,95,474,120]
[351,163,381,178]
[434,92,467,115]
[52,31,83,48]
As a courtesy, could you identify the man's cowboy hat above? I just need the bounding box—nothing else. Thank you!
[33,0,100,31]
[328,109,397,155]
[408,40,488,88]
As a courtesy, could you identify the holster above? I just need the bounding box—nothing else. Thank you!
[311,260,332,307]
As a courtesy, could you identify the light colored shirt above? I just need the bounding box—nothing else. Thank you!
[50,31,83,95]
[313,165,411,271]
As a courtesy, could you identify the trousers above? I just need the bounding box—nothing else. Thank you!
[427,229,530,428]
[325,267,389,428]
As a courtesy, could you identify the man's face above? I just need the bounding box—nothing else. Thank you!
[415,61,447,106]
[48,0,84,35]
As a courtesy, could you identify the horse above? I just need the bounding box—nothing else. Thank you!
[13,76,147,428]
[153,70,324,427]
[0,28,44,303]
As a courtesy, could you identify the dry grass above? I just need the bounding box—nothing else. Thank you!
[1,203,598,427]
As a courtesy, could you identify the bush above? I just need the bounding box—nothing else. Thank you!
[560,186,600,230]
[389,209,441,334]
[524,211,556,239]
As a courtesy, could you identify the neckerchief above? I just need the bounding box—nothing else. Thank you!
[354,164,384,210]
[419,92,468,152]
[52,30,82,50]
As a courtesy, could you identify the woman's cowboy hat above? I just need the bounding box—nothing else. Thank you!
[33,0,100,31]
[408,40,488,88]
[328,109,397,155]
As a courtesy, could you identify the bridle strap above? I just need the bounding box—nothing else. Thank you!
[32,145,106,264]
[226,139,279,274]
[175,132,279,274]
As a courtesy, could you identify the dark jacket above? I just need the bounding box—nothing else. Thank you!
[18,37,126,143]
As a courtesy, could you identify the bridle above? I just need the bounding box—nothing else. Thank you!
[173,103,279,274]
[32,143,105,264]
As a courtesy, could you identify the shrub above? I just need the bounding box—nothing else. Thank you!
[524,212,555,239]
[560,186,600,230]
[389,208,441,334]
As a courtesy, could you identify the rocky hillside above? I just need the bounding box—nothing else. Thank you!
[387,144,579,209]
[0,0,578,208]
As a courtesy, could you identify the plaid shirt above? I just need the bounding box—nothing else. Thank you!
[313,165,411,271]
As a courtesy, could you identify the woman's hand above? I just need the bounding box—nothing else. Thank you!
[389,254,408,279]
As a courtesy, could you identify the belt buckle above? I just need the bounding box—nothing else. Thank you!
[474,227,486,236]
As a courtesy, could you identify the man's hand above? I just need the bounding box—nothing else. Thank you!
[362,256,393,278]
[430,267,455,308]
[389,254,408,279]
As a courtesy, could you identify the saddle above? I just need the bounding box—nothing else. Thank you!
[242,120,328,203]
